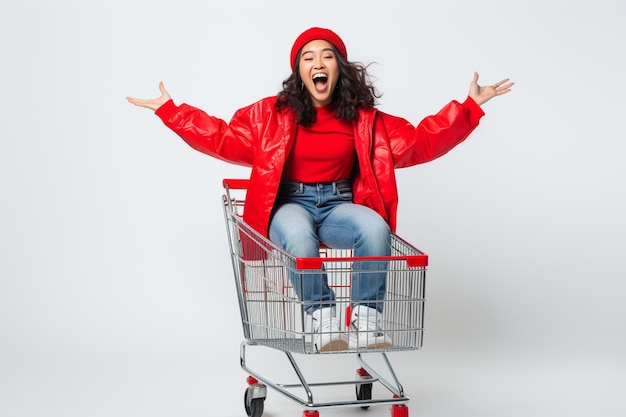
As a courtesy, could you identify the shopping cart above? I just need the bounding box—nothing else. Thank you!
[222,179,429,417]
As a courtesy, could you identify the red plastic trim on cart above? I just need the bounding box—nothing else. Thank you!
[223,178,250,190]
[391,404,409,417]
[296,254,427,269]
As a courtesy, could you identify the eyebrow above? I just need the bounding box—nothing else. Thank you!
[301,48,335,56]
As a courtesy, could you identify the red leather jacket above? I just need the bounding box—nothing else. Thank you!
[155,95,484,236]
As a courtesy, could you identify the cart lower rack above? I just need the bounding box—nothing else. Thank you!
[222,179,428,417]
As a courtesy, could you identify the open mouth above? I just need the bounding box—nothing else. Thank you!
[313,73,328,87]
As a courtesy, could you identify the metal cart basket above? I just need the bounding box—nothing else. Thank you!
[222,179,429,417]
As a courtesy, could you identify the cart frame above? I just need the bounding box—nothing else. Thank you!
[222,179,428,417]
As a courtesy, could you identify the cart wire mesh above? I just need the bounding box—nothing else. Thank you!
[222,179,428,355]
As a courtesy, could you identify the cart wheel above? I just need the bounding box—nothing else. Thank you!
[244,387,265,417]
[355,382,373,409]
[355,367,373,409]
[390,404,409,417]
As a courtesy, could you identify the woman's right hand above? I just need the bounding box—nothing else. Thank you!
[126,81,171,111]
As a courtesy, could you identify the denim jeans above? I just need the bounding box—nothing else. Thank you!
[268,181,391,314]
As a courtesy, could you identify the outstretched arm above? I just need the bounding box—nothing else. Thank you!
[126,81,171,111]
[468,72,514,106]
[127,81,257,167]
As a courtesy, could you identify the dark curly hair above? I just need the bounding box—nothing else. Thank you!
[276,46,381,126]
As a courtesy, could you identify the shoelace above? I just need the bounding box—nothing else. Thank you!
[351,314,384,337]
[314,318,339,333]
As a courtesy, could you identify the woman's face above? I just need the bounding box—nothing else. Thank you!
[298,39,340,107]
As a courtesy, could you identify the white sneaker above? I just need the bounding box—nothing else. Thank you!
[311,307,349,352]
[350,305,392,349]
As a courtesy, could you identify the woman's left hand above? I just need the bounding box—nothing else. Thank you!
[468,72,514,106]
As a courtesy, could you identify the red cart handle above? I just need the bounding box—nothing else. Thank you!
[223,178,250,190]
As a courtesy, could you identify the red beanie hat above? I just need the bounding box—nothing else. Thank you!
[290,27,348,71]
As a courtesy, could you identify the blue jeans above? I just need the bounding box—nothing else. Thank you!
[268,181,391,314]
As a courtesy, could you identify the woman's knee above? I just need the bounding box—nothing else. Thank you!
[346,211,391,255]
[269,206,318,256]
[360,222,391,250]
[357,211,391,241]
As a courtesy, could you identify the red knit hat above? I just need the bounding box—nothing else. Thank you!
[290,27,348,71]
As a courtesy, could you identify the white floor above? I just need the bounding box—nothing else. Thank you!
[3,337,624,417]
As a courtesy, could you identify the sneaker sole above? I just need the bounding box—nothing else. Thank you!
[318,339,349,352]
[362,341,393,350]
[350,340,393,350]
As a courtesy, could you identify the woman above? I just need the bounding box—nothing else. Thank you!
[127,27,513,352]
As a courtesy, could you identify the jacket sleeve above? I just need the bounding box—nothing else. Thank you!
[383,96,485,168]
[155,99,257,167]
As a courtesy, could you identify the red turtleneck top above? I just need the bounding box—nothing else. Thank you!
[282,105,355,183]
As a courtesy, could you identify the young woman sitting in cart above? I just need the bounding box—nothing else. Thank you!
[127,27,513,352]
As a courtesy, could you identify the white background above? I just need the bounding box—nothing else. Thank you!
[1,1,625,416]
